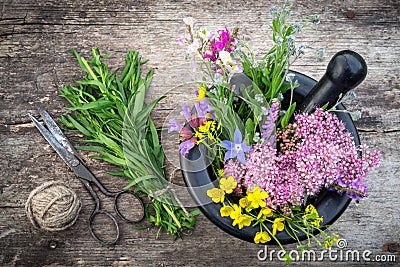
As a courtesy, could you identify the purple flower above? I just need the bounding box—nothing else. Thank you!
[215,28,235,52]
[204,48,216,62]
[261,101,280,145]
[180,104,192,121]
[168,119,182,133]
[194,99,212,118]
[179,139,195,156]
[203,27,236,62]
[219,127,251,165]
[336,178,368,201]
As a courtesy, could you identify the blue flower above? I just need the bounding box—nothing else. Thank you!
[219,127,251,165]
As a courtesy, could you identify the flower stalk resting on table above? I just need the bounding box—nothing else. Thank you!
[60,47,199,238]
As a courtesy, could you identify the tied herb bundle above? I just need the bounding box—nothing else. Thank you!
[60,47,198,238]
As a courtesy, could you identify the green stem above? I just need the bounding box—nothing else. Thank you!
[162,203,182,229]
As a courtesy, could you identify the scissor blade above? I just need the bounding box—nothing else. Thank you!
[28,113,79,168]
[36,105,79,156]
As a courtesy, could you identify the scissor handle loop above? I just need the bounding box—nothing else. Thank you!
[89,210,120,245]
[114,191,145,223]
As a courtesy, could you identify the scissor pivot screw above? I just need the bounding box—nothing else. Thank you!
[48,240,57,249]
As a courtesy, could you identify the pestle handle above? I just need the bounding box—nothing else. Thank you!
[299,50,367,114]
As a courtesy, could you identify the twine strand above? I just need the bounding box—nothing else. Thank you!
[149,168,190,217]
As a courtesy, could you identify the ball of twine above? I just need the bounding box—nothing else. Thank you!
[25,181,82,232]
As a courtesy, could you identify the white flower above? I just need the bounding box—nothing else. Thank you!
[219,50,232,65]
[261,106,268,115]
[187,38,200,54]
[226,64,242,74]
[183,17,196,27]
[255,94,264,104]
[198,29,213,40]
[286,73,296,83]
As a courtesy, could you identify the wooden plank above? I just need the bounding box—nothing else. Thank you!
[1,0,399,266]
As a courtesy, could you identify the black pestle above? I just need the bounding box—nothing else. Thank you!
[298,50,367,114]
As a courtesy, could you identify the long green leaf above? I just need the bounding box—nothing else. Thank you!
[67,99,112,111]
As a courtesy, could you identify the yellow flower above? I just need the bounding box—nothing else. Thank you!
[198,125,208,133]
[207,120,216,132]
[303,204,323,227]
[272,218,285,236]
[246,187,269,209]
[333,233,340,242]
[239,197,248,208]
[197,121,217,138]
[206,188,225,203]
[324,233,340,248]
[220,206,234,217]
[217,169,225,177]
[324,239,334,249]
[194,131,204,139]
[305,204,317,214]
[229,204,242,220]
[232,215,252,229]
[311,217,323,227]
[234,216,251,229]
[257,207,274,220]
[254,231,271,244]
[229,204,252,229]
[198,120,216,133]
[219,176,237,194]
[193,86,206,102]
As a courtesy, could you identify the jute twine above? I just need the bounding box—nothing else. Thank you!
[149,168,190,217]
[25,181,82,232]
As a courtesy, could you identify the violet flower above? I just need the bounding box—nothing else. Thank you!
[336,178,368,201]
[194,99,212,118]
[180,104,192,121]
[220,127,251,165]
[261,101,280,145]
[180,139,195,156]
[168,119,182,133]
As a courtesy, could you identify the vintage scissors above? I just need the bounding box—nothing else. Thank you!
[28,105,145,245]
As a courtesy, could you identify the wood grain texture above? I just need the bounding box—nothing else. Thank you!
[1,0,399,266]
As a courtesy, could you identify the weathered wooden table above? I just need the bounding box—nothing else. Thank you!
[1,0,399,266]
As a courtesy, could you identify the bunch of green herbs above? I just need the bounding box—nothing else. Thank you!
[60,47,198,238]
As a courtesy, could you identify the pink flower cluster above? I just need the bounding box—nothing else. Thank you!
[225,108,380,210]
[244,143,305,209]
[204,28,236,62]
[224,159,246,194]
